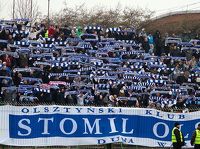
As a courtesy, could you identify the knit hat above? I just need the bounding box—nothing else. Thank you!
[174,122,180,127]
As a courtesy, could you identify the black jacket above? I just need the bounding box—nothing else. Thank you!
[173,127,185,146]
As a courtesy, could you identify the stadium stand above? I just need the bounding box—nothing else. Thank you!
[0,19,200,111]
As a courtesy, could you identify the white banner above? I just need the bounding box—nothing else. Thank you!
[0,105,199,147]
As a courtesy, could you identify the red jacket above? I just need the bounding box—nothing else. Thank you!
[48,26,55,37]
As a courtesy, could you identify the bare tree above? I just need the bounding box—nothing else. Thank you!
[52,2,153,29]
[121,7,154,29]
[12,0,41,22]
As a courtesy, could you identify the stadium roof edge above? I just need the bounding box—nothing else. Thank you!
[151,10,200,21]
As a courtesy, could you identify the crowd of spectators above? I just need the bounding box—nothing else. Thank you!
[0,19,200,110]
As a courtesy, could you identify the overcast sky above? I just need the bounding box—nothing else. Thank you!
[0,0,200,19]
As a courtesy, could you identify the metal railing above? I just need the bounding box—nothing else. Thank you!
[0,101,199,113]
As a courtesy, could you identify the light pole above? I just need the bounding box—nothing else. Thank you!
[48,0,50,28]
[13,0,15,19]
[30,0,33,20]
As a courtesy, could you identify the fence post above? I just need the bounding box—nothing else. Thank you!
[120,143,124,149]
[106,144,112,149]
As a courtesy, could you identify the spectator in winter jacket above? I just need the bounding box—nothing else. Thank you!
[191,123,200,149]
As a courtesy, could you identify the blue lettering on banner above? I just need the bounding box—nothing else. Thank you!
[157,142,167,147]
